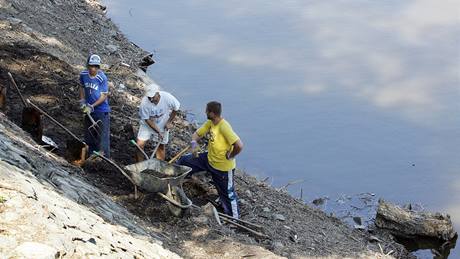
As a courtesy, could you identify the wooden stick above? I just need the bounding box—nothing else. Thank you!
[168,146,189,164]
[218,212,263,229]
[27,99,84,145]
[278,179,305,190]
[7,72,27,107]
[219,216,269,238]
[150,141,162,159]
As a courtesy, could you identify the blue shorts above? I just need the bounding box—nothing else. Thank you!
[177,152,240,218]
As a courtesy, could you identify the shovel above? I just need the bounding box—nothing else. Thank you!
[130,139,161,160]
[8,72,43,142]
[85,111,103,139]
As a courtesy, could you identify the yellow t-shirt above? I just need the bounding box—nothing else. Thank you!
[196,119,239,172]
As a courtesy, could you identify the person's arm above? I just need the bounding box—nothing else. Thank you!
[145,119,162,134]
[165,93,181,130]
[165,110,177,130]
[139,98,163,136]
[91,75,109,108]
[79,74,86,107]
[191,121,211,148]
[221,122,243,160]
[79,87,85,100]
[227,139,244,159]
[91,93,107,108]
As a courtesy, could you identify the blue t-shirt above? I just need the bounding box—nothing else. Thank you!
[79,70,110,113]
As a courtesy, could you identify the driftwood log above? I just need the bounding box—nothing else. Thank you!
[375,199,457,241]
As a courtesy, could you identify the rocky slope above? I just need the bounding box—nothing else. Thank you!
[0,0,413,258]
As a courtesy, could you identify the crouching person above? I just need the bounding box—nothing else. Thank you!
[177,101,243,218]
[136,87,180,161]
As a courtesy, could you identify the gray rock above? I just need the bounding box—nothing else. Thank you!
[273,213,286,221]
[239,198,249,205]
[354,224,365,230]
[106,44,119,53]
[262,207,271,212]
[6,17,22,26]
[352,216,362,226]
[244,189,253,198]
[273,241,284,250]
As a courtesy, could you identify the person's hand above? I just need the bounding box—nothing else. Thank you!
[157,132,164,141]
[79,99,86,109]
[82,104,94,114]
[191,140,198,150]
[191,140,199,157]
[226,151,233,160]
[165,122,173,130]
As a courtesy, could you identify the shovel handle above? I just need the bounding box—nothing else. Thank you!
[168,146,190,164]
[8,72,28,107]
[130,139,149,160]
[27,99,85,145]
[150,140,162,159]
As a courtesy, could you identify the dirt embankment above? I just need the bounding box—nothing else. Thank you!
[0,0,413,258]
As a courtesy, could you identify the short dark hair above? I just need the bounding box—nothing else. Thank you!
[206,101,222,116]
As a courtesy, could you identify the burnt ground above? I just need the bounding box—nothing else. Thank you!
[0,0,415,258]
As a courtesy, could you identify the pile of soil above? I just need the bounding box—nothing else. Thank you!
[142,169,175,179]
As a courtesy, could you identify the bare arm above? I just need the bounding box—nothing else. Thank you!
[165,110,178,129]
[145,119,162,134]
[79,87,85,100]
[91,93,107,108]
[227,139,244,159]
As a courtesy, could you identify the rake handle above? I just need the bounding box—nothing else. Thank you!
[85,111,97,124]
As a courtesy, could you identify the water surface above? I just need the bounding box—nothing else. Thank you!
[103,1,460,257]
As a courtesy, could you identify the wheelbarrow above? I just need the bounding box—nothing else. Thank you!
[93,146,193,217]
[124,158,193,217]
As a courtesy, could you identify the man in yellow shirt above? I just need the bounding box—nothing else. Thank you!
[178,101,244,218]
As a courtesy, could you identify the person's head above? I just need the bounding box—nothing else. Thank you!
[87,54,101,75]
[206,101,222,120]
[146,89,161,105]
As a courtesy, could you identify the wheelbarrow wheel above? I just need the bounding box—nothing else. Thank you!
[166,186,188,217]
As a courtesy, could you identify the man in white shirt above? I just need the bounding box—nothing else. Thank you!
[136,88,180,161]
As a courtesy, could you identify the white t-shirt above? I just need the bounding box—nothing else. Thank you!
[139,91,180,132]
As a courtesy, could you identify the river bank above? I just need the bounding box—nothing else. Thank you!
[0,0,433,258]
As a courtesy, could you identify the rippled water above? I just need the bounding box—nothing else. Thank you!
[102,1,460,257]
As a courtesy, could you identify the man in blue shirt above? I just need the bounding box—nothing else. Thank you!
[79,54,111,158]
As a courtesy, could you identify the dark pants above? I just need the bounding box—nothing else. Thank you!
[177,152,240,218]
[84,112,110,158]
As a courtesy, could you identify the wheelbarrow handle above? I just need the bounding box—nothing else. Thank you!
[158,192,193,209]
[92,151,136,186]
